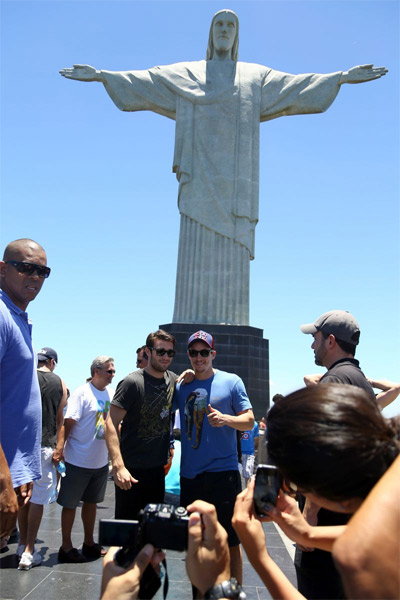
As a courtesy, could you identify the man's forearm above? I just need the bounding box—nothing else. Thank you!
[105,419,125,469]
[368,378,400,409]
[63,418,76,444]
[53,424,65,460]
[224,411,254,431]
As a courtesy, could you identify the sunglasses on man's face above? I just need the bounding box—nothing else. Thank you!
[5,260,51,279]
[149,347,176,358]
[188,348,213,357]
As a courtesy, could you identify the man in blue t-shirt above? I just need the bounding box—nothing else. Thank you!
[174,330,254,586]
[0,238,50,550]
[240,421,259,485]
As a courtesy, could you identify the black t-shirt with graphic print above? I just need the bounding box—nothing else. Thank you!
[112,369,177,469]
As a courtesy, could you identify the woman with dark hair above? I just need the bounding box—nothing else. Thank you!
[232,384,400,599]
[267,384,399,509]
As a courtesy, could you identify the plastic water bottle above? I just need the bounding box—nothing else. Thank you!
[57,461,66,478]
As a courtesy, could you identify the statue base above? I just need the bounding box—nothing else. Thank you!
[159,323,269,420]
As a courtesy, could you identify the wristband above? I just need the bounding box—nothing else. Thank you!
[204,577,246,599]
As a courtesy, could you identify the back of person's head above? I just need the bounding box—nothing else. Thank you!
[266,384,400,501]
[146,329,176,348]
[272,393,284,403]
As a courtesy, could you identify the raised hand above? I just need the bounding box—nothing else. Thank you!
[206,404,226,427]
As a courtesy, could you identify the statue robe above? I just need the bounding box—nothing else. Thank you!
[102,60,342,324]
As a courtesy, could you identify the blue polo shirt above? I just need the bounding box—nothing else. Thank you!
[0,290,42,487]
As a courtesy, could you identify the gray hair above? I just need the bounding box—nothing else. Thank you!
[90,355,114,376]
[206,9,239,61]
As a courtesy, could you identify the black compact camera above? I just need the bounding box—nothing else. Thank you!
[99,503,189,567]
[253,464,282,516]
[100,503,189,598]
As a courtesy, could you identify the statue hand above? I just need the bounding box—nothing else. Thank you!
[340,64,388,84]
[59,64,103,82]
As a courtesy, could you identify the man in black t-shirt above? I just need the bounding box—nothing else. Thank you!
[105,329,178,519]
[17,347,67,570]
[295,310,374,599]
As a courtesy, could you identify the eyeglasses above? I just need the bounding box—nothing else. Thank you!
[188,348,213,357]
[149,347,176,358]
[5,260,51,279]
[106,369,116,374]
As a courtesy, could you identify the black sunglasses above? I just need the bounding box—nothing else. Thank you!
[5,260,51,279]
[149,347,176,358]
[106,369,116,374]
[188,348,213,357]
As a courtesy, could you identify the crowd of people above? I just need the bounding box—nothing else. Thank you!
[1,237,400,600]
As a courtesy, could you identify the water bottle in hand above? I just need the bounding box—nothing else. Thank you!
[57,461,66,477]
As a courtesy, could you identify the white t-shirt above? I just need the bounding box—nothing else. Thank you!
[64,382,114,469]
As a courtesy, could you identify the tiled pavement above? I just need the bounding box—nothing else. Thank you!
[0,480,297,600]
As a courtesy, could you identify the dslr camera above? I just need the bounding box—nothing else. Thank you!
[99,503,189,568]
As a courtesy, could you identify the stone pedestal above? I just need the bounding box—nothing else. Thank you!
[160,323,270,419]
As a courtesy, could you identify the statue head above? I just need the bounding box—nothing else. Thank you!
[206,9,239,61]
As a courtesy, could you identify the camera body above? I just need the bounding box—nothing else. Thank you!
[253,464,282,516]
[99,503,189,555]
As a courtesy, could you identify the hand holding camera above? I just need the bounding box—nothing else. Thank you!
[232,478,270,564]
[101,544,165,600]
[186,499,231,595]
[99,501,234,600]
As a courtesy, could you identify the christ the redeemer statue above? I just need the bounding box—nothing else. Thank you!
[60,9,387,326]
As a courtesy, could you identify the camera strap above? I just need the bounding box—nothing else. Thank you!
[161,558,169,599]
[138,557,169,600]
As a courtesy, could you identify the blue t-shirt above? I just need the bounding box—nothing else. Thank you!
[173,370,252,478]
[165,440,181,495]
[0,291,42,487]
[240,422,259,455]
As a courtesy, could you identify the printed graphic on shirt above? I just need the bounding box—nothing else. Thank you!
[185,388,208,449]
[138,380,174,442]
[95,397,111,439]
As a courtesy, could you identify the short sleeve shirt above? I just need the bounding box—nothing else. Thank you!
[112,370,177,468]
[0,291,42,487]
[241,422,260,454]
[173,369,252,478]
[64,382,114,469]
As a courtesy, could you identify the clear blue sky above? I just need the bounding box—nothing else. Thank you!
[1,0,399,416]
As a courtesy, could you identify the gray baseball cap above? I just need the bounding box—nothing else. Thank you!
[300,310,360,345]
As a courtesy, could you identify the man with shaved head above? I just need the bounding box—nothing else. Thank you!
[0,239,50,561]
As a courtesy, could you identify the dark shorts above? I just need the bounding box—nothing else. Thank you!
[180,470,242,547]
[114,465,165,520]
[57,462,108,509]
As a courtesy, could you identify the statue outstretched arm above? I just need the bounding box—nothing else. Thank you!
[59,64,105,83]
[339,64,388,84]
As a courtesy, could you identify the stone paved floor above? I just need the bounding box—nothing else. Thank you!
[0,480,297,600]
